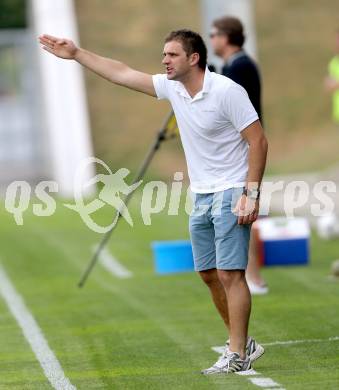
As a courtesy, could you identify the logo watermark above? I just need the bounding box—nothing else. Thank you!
[3,157,338,233]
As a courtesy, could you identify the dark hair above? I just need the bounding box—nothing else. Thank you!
[164,29,207,70]
[213,16,245,47]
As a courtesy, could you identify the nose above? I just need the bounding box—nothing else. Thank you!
[162,56,169,65]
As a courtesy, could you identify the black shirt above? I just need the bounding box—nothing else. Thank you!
[221,51,262,122]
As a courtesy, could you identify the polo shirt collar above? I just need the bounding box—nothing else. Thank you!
[174,66,212,100]
[227,49,246,66]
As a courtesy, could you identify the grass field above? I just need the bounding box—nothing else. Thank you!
[0,195,339,389]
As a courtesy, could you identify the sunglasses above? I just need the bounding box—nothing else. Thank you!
[209,31,223,38]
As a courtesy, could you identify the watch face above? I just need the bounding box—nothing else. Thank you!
[249,189,259,199]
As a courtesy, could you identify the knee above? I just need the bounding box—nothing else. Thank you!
[199,269,219,287]
[217,269,245,289]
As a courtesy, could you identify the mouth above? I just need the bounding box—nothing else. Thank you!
[166,67,174,74]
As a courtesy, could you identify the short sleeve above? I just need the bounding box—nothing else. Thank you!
[222,83,259,132]
[152,74,170,100]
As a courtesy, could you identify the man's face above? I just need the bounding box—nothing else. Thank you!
[209,27,228,57]
[162,40,194,80]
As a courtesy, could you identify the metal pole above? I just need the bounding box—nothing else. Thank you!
[78,111,176,288]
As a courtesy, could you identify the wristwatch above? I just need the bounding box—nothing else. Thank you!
[242,187,260,200]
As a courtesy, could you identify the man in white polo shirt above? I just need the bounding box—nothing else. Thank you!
[39,28,268,374]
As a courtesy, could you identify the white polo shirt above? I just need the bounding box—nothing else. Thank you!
[152,67,259,193]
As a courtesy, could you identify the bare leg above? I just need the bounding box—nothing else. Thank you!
[246,223,266,286]
[217,269,251,359]
[199,269,230,330]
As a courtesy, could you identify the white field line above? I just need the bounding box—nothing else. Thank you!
[211,346,283,389]
[93,246,133,279]
[212,336,339,388]
[249,377,283,388]
[262,335,339,346]
[211,346,226,354]
[236,369,261,376]
[0,265,76,390]
[235,367,284,388]
[212,335,339,354]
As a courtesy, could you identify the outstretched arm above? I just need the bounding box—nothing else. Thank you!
[38,34,156,97]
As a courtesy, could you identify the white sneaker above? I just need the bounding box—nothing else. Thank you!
[247,280,269,295]
[225,336,265,364]
[201,350,251,375]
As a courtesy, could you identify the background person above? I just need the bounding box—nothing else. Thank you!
[39,28,268,374]
[210,16,268,295]
[325,28,339,125]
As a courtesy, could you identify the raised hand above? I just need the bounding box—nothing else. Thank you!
[38,34,78,60]
[38,33,156,96]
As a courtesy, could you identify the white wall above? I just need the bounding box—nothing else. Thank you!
[31,0,95,197]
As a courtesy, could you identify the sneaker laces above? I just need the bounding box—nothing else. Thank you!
[224,354,232,371]
[214,350,236,370]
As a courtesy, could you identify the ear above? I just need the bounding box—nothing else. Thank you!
[221,34,229,46]
[189,52,200,67]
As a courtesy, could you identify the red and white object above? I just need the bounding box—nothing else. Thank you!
[256,217,310,266]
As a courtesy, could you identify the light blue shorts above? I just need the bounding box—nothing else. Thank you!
[189,187,251,271]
